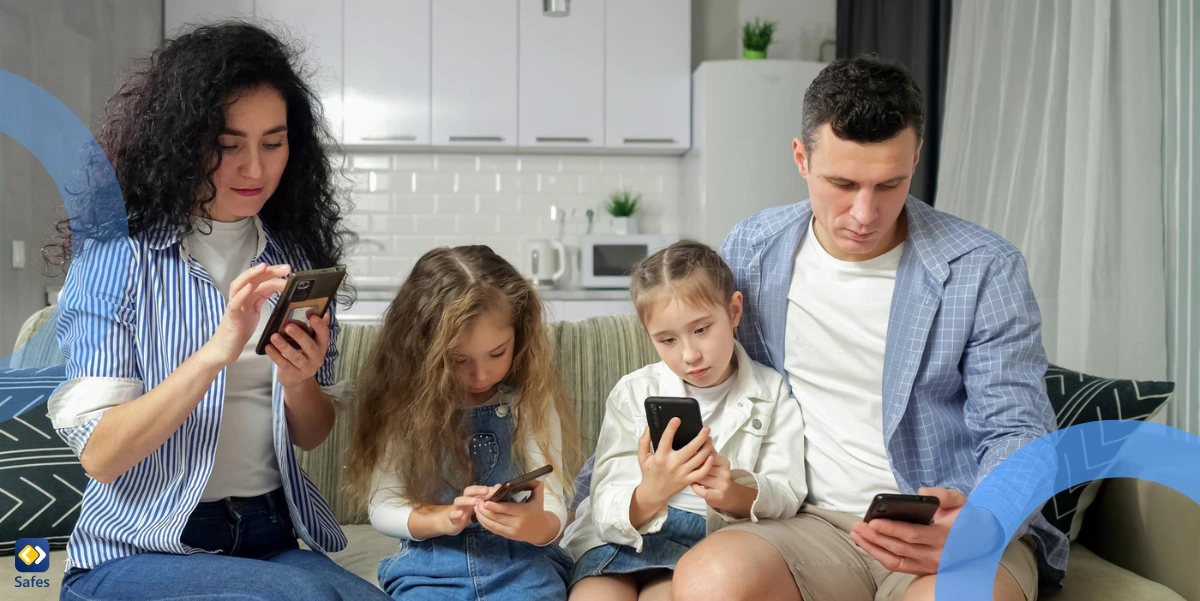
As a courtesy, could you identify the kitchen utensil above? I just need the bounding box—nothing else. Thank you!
[524,238,567,287]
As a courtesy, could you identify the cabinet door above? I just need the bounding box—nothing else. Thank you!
[518,0,605,149]
[164,0,253,38]
[605,0,691,152]
[344,0,431,146]
[431,0,518,147]
[254,0,344,141]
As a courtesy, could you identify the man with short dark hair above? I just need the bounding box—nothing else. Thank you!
[672,55,1066,601]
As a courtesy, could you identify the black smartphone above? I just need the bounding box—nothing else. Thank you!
[863,493,941,525]
[644,396,704,452]
[255,266,347,356]
[485,464,554,503]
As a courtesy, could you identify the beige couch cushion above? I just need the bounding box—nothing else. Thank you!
[1054,544,1186,601]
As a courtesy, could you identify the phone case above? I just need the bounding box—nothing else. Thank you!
[863,494,940,525]
[255,266,346,356]
[486,464,554,503]
[644,396,703,452]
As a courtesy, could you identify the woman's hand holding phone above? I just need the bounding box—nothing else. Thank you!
[202,263,291,368]
[474,480,560,545]
[631,419,715,521]
[265,311,330,387]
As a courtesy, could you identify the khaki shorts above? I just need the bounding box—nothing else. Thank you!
[724,505,1039,601]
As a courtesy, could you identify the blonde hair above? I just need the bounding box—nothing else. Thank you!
[346,246,581,508]
[629,239,737,325]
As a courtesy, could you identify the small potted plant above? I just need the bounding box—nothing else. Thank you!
[742,18,777,60]
[605,188,641,235]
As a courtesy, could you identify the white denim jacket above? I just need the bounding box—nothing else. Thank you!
[561,342,806,558]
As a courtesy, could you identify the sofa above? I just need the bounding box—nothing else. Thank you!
[4,306,1198,600]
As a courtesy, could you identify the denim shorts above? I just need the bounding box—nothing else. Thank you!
[568,506,706,588]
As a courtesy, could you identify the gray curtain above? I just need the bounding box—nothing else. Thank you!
[836,0,952,206]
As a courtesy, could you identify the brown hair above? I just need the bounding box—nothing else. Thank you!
[346,246,580,508]
[629,239,737,325]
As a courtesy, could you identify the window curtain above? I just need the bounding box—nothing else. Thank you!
[1162,0,1199,436]
[935,0,1168,382]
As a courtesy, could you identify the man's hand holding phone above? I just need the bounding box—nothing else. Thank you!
[630,418,714,527]
[474,480,560,545]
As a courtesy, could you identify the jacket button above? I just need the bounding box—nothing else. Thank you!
[496,404,510,418]
[752,418,763,430]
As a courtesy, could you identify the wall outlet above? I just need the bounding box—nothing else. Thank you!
[12,240,25,269]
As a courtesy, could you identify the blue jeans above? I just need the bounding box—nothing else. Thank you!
[378,399,572,601]
[60,487,389,601]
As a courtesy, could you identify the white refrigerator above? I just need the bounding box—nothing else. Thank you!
[681,60,827,249]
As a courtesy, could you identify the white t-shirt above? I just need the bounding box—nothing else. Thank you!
[185,217,283,501]
[784,221,904,516]
[667,373,736,516]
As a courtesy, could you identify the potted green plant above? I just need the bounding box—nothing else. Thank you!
[605,188,641,235]
[742,18,777,59]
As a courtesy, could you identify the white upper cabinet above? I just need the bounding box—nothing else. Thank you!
[605,0,691,152]
[254,0,345,141]
[518,0,605,149]
[344,0,432,146]
[164,0,253,38]
[431,0,518,147]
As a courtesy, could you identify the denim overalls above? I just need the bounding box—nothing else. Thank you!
[378,394,572,601]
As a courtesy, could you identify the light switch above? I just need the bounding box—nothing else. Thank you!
[12,240,26,269]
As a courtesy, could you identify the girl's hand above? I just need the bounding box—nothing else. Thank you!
[266,312,330,387]
[442,485,492,537]
[474,480,560,545]
[691,452,756,516]
[633,419,715,510]
[202,263,291,367]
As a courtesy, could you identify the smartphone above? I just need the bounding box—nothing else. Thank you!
[485,464,554,503]
[863,493,940,525]
[644,396,704,452]
[254,266,347,356]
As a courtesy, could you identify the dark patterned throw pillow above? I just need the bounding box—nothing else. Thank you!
[1038,364,1174,540]
[0,365,83,555]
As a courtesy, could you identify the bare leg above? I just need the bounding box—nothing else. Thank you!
[571,574,639,601]
[638,573,673,601]
[672,530,803,601]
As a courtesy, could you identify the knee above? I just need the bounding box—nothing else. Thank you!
[672,536,754,601]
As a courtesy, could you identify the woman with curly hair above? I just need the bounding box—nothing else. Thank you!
[46,22,391,600]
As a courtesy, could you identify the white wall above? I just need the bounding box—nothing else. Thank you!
[0,0,162,352]
[342,152,681,287]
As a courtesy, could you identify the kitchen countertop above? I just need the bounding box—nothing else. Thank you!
[353,283,630,302]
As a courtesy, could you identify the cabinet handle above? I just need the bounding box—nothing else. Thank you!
[359,135,418,142]
[448,136,505,142]
[622,137,676,144]
[535,137,591,143]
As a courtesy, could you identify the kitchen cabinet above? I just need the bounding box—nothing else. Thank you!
[344,0,432,146]
[517,0,605,150]
[431,0,518,148]
[605,0,691,153]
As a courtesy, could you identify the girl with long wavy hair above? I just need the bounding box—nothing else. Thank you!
[47,22,388,600]
[346,245,582,601]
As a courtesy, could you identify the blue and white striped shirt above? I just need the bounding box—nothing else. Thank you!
[47,217,347,572]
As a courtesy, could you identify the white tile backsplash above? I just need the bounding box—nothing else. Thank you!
[345,152,682,285]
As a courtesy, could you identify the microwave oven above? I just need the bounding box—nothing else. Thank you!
[580,234,678,289]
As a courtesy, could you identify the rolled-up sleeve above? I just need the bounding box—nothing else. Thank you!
[47,238,143,457]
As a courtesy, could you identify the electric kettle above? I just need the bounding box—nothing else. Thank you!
[524,239,566,287]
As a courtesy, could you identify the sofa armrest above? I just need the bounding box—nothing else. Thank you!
[1080,478,1200,600]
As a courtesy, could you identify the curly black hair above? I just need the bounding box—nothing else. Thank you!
[46,21,354,299]
[801,54,925,153]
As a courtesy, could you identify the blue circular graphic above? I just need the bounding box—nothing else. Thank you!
[938,420,1200,599]
[0,69,128,394]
